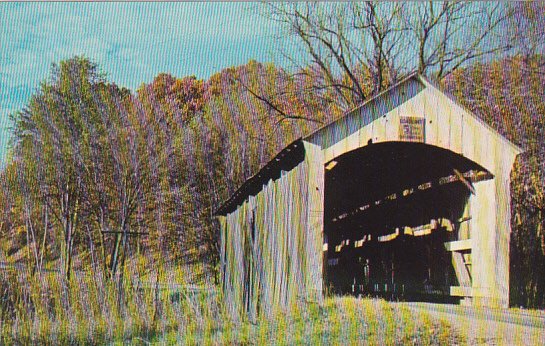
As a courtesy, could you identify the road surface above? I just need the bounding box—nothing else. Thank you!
[399,302,545,345]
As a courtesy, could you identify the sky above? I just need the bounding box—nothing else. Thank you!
[0,2,286,164]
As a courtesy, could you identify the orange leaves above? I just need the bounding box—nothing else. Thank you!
[140,73,209,126]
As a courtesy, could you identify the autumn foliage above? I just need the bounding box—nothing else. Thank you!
[0,53,544,308]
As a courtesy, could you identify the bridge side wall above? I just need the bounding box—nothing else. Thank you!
[219,142,324,320]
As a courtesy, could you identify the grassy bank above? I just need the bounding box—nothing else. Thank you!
[0,264,462,345]
[152,297,463,345]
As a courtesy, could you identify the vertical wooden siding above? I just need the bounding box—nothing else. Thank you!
[219,142,324,320]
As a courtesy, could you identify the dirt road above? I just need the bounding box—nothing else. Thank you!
[399,302,545,345]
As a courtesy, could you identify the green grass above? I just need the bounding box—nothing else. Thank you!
[149,297,463,345]
[0,264,462,345]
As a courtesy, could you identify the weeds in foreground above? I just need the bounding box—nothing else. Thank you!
[0,263,461,345]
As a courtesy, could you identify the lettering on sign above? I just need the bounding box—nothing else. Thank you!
[400,116,425,142]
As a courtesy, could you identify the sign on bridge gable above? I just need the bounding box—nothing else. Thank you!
[400,116,425,142]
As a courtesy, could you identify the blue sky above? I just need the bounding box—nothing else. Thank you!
[0,2,286,164]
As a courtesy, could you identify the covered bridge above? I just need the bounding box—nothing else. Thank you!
[215,74,522,319]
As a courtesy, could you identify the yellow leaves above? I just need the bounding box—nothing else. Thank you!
[14,224,26,236]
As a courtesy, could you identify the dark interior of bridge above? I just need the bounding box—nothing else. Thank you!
[323,142,492,302]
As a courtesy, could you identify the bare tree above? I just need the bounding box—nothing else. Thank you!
[407,1,513,80]
[508,1,545,59]
[260,2,515,114]
[505,1,545,77]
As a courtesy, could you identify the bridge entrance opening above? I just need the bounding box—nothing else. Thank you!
[323,142,492,302]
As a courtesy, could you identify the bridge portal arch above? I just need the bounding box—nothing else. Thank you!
[321,141,493,303]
